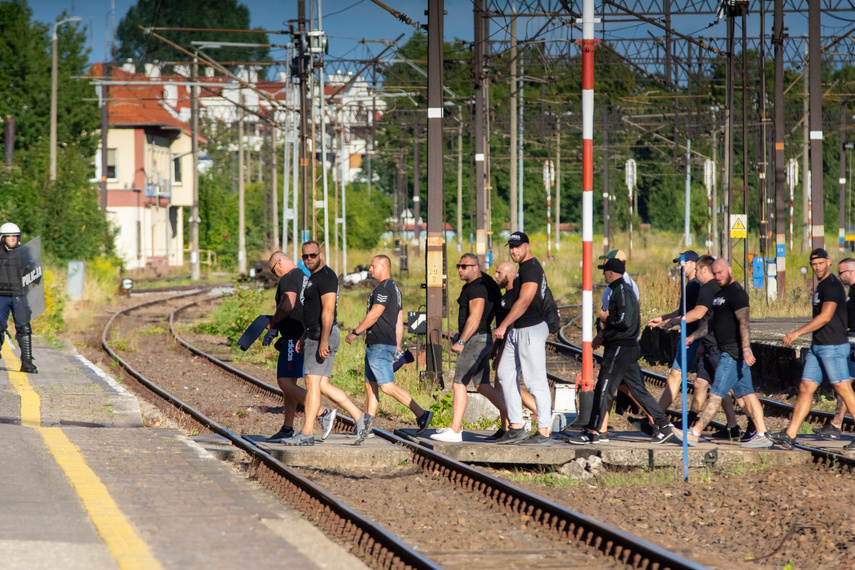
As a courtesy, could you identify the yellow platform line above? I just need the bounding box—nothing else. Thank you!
[3,343,162,570]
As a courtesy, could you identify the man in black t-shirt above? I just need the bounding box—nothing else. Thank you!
[345,255,433,438]
[647,250,701,416]
[674,258,773,448]
[817,257,855,439]
[266,251,365,443]
[431,254,507,442]
[494,232,553,446]
[772,249,855,449]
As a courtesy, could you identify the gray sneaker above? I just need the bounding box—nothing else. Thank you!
[354,413,374,445]
[317,407,337,440]
[518,433,554,447]
[279,432,315,446]
[741,432,773,448]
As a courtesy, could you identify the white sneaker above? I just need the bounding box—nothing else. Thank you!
[429,428,463,442]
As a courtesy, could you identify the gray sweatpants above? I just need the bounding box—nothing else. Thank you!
[497,321,552,429]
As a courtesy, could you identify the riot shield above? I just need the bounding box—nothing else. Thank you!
[15,236,45,321]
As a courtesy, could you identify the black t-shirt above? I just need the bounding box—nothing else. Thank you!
[512,257,545,328]
[694,279,721,347]
[812,274,848,345]
[365,278,401,346]
[301,265,339,329]
[457,273,498,334]
[848,285,855,335]
[496,288,517,326]
[712,280,750,360]
[680,278,701,336]
[273,268,307,339]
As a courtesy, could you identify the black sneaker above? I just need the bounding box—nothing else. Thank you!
[709,425,741,440]
[266,425,295,442]
[568,430,601,445]
[769,431,796,450]
[485,428,506,441]
[518,433,554,447]
[627,416,654,436]
[812,423,842,440]
[415,411,434,436]
[495,427,529,444]
[651,424,675,444]
[740,419,757,442]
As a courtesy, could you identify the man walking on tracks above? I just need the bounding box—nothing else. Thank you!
[569,258,674,445]
[771,249,855,449]
[674,258,773,448]
[266,251,365,443]
[494,232,553,446]
[345,255,433,438]
[431,254,507,442]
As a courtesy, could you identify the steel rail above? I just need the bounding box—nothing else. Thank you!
[165,297,708,568]
[104,293,440,570]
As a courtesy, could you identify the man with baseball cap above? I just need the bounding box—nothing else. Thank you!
[494,231,554,446]
[771,248,855,449]
[571,257,674,444]
[599,249,639,308]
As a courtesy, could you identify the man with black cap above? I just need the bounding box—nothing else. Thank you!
[570,257,674,444]
[494,231,553,446]
[771,248,855,449]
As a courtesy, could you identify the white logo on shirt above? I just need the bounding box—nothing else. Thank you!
[713,297,725,306]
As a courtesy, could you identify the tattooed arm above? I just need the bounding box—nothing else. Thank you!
[686,318,708,346]
[735,306,755,366]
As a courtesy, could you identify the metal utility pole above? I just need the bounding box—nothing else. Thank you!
[759,1,769,256]
[473,0,487,267]
[271,120,279,251]
[190,60,200,280]
[100,62,109,211]
[774,0,786,294]
[726,8,735,263]
[685,139,692,246]
[414,123,422,256]
[457,121,463,252]
[603,107,610,255]
[425,0,445,384]
[555,118,561,252]
[741,3,749,292]
[802,41,810,253]
[297,0,311,246]
[518,53,525,232]
[840,106,847,251]
[809,0,824,251]
[509,17,518,232]
[238,94,247,274]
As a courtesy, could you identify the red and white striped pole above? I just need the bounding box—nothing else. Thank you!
[579,0,597,405]
[544,160,554,259]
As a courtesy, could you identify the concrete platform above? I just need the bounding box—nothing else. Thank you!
[244,433,411,469]
[0,337,366,570]
[396,427,839,471]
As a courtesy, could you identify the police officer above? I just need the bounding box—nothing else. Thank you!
[0,223,37,373]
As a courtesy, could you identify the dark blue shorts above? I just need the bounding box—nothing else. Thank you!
[277,338,304,379]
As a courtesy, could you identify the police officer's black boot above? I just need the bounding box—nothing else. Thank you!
[17,328,37,374]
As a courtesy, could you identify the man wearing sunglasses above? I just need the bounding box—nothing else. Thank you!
[772,249,855,449]
[346,255,433,437]
[814,257,855,441]
[430,254,506,442]
[266,251,366,444]
[494,232,553,446]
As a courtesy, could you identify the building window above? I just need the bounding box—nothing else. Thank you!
[173,156,182,184]
[90,148,118,182]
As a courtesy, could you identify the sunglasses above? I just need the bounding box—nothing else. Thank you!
[456,264,477,269]
[302,252,319,260]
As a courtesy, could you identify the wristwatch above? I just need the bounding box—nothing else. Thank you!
[351,329,360,336]
[458,338,466,345]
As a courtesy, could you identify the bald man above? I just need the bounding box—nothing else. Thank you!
[266,251,367,443]
[346,255,433,437]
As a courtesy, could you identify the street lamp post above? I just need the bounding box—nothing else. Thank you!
[50,16,81,182]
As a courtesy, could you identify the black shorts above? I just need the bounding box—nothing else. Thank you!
[695,344,721,383]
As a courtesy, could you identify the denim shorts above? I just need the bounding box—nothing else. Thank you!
[671,338,700,373]
[802,343,851,385]
[849,340,855,380]
[364,344,396,386]
[276,338,304,378]
[710,352,755,399]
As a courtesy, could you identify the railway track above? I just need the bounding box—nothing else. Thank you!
[101,291,706,570]
[551,323,855,472]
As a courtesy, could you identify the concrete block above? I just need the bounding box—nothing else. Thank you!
[461,392,500,424]
[249,434,411,469]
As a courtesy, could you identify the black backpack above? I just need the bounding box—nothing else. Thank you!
[542,281,561,334]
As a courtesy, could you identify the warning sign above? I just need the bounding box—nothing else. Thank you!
[730,214,748,239]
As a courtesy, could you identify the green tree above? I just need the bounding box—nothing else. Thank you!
[116,0,270,73]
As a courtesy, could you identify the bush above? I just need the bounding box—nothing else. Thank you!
[194,283,265,345]
[32,269,65,336]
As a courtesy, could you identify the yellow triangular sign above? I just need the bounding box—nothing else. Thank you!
[732,218,745,230]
